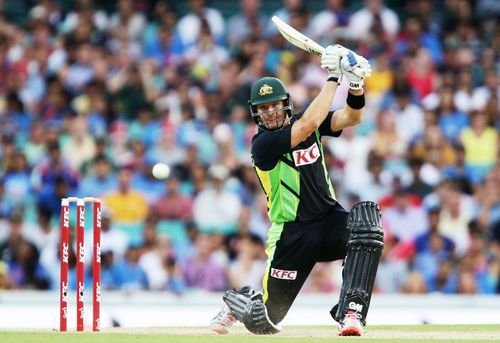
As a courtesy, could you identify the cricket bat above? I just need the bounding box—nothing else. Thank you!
[271,16,325,57]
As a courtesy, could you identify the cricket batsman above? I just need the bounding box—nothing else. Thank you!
[211,45,384,336]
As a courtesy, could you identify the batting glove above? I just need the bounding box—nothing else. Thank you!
[340,50,372,90]
[321,44,344,83]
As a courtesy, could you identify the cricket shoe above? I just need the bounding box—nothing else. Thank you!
[210,304,236,334]
[337,311,364,336]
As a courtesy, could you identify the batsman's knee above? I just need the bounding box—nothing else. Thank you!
[347,201,384,249]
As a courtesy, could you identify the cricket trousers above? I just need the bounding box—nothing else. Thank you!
[262,202,349,325]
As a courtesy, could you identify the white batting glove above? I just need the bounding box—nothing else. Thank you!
[321,44,344,82]
[340,50,372,90]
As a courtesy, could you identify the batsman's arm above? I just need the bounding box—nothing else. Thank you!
[291,81,338,148]
[330,88,365,132]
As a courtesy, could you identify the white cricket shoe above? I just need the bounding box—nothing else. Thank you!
[210,304,236,334]
[338,311,364,336]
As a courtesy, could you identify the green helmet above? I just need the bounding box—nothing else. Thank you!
[248,77,293,130]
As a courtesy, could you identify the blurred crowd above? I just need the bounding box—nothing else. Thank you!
[0,0,499,296]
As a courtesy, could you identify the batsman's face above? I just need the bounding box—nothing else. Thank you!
[256,100,287,130]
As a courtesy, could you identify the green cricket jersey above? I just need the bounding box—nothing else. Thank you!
[251,111,341,224]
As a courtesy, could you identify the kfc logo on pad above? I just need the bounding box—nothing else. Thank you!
[271,268,297,280]
[293,142,320,166]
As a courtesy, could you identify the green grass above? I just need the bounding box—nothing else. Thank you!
[1,325,500,343]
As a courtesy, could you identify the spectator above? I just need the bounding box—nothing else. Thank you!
[36,175,73,219]
[142,2,181,66]
[21,121,47,168]
[227,0,268,46]
[110,244,148,291]
[375,236,409,293]
[174,0,225,50]
[0,212,49,289]
[406,157,434,200]
[78,154,117,198]
[60,0,108,36]
[438,187,472,256]
[128,105,161,148]
[100,250,116,290]
[2,151,32,210]
[414,230,454,289]
[193,164,242,235]
[356,151,391,202]
[267,0,305,35]
[183,19,229,91]
[61,43,95,93]
[182,233,227,291]
[0,261,13,289]
[364,51,393,97]
[227,235,266,290]
[139,234,180,291]
[431,87,469,144]
[328,126,372,196]
[347,0,400,42]
[460,111,498,184]
[95,208,129,262]
[389,82,425,145]
[308,0,351,41]
[108,0,146,42]
[303,262,339,293]
[104,166,149,223]
[382,188,428,243]
[152,173,193,221]
[428,259,458,293]
[371,109,407,172]
[61,116,96,172]
[31,140,79,194]
[414,206,455,254]
[400,271,427,293]
[407,48,438,100]
[25,206,58,252]
[411,125,457,183]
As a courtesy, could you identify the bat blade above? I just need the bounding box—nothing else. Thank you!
[271,16,325,57]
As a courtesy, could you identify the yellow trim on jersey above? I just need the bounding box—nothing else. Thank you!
[255,167,272,208]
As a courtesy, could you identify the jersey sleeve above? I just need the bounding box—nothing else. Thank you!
[318,110,342,137]
[251,124,293,170]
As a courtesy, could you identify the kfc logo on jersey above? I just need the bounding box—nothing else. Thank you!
[292,142,320,166]
[271,268,297,280]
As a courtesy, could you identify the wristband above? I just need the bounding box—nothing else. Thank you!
[346,92,365,109]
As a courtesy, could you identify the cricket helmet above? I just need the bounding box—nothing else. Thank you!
[248,77,293,130]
